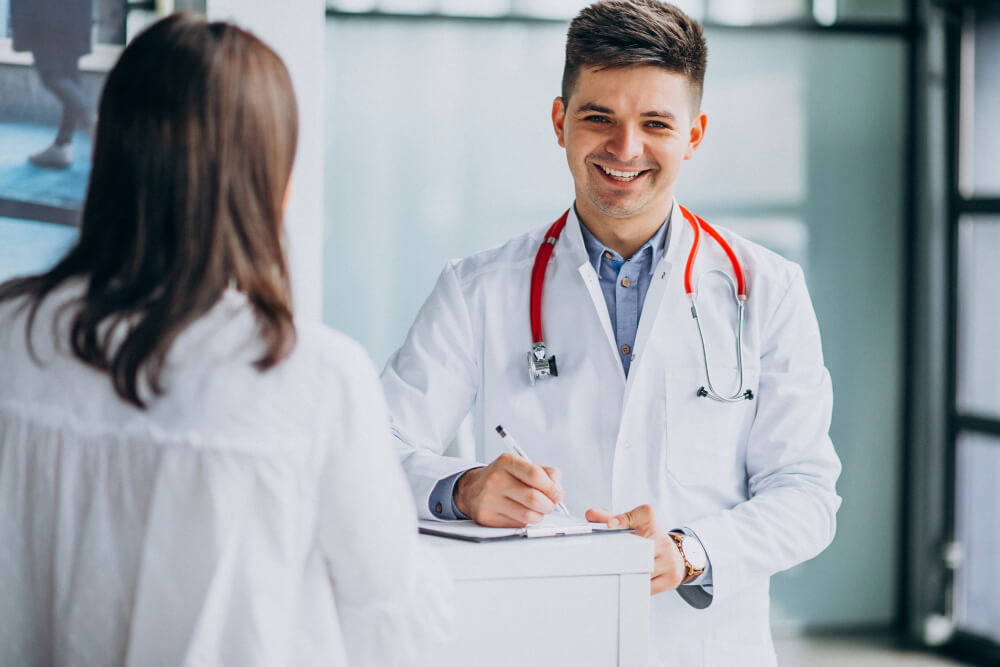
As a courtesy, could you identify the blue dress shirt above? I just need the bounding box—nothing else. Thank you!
[578,217,668,377]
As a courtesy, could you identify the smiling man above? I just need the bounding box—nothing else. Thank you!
[382,1,841,664]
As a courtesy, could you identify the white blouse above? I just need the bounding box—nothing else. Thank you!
[0,283,453,666]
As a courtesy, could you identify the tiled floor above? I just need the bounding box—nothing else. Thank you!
[775,635,968,666]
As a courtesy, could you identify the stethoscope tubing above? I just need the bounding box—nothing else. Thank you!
[527,206,754,402]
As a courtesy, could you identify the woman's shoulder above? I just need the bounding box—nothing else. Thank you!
[286,320,380,390]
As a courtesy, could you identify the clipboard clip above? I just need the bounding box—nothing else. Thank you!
[524,524,593,538]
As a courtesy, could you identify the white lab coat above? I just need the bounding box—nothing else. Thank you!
[382,201,842,666]
[0,282,453,667]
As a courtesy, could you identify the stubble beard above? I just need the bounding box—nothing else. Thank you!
[584,177,654,220]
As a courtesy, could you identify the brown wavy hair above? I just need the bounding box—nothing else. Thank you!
[0,13,299,408]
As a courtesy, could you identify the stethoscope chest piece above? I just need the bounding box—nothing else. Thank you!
[527,343,558,385]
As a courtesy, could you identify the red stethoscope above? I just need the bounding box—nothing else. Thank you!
[528,205,755,402]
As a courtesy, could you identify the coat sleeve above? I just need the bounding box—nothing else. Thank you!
[683,263,842,607]
[316,345,455,667]
[380,262,484,519]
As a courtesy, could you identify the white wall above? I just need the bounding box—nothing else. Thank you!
[207,0,326,320]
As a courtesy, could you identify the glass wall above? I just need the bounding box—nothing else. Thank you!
[323,16,906,628]
[0,0,115,281]
[0,0,185,284]
[959,2,1000,197]
[956,216,1000,420]
[948,3,1000,658]
[954,432,1000,643]
[327,0,906,23]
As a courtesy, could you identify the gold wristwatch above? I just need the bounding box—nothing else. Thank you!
[669,532,707,584]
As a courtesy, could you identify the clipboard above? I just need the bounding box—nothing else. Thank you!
[418,516,634,543]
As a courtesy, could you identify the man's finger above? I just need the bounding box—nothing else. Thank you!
[504,457,563,502]
[617,504,657,537]
[585,508,613,524]
[504,483,557,516]
[540,464,562,487]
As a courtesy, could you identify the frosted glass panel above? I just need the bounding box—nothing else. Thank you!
[707,0,807,25]
[954,433,1000,643]
[836,0,905,22]
[956,217,1000,419]
[324,19,905,629]
[961,4,1000,196]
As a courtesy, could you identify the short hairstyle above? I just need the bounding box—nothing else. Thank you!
[0,13,299,408]
[562,0,708,110]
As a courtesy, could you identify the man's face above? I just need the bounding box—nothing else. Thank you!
[552,66,706,225]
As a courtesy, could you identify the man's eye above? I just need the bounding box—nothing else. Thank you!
[585,115,610,123]
[647,121,670,129]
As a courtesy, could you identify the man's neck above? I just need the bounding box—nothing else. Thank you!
[574,201,673,260]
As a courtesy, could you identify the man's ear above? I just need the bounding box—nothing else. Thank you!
[683,111,707,160]
[552,97,567,148]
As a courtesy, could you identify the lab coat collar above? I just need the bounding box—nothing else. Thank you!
[660,199,685,273]
[556,205,592,266]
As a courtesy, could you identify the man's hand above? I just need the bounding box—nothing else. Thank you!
[586,505,685,595]
[454,453,564,527]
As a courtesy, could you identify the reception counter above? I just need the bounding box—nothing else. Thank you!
[422,532,653,667]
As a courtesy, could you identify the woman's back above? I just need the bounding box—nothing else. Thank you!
[0,282,452,666]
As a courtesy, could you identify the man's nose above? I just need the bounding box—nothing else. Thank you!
[605,124,643,163]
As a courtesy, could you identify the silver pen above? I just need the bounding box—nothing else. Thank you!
[495,424,571,517]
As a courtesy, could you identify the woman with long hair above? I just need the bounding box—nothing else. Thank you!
[0,14,451,666]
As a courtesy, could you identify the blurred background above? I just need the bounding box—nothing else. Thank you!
[0,0,996,664]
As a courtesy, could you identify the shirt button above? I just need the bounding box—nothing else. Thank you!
[621,277,631,288]
[620,344,631,355]
[604,251,613,260]
[623,440,632,448]
[434,502,443,515]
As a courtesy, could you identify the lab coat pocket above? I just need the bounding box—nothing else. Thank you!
[664,366,758,486]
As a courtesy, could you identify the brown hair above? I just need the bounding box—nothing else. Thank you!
[562,0,707,109]
[0,13,299,408]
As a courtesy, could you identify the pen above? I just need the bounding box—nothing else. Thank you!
[495,424,571,517]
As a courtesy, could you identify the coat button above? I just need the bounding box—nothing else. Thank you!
[621,277,631,288]
[620,344,631,355]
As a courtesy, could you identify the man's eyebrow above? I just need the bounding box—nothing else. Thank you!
[641,110,678,121]
[575,103,614,114]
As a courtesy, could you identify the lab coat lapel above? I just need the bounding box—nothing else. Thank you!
[624,201,687,398]
[629,201,687,366]
[559,207,627,379]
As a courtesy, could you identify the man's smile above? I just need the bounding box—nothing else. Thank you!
[592,161,653,185]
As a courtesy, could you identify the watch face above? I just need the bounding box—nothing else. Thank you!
[682,536,708,570]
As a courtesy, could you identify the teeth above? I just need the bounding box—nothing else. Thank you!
[600,165,642,181]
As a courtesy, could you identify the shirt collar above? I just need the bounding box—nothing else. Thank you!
[577,206,671,276]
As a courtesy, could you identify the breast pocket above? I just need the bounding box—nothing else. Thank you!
[664,366,759,486]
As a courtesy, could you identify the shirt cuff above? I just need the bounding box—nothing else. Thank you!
[428,470,473,520]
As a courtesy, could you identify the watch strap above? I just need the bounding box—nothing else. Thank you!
[669,531,706,585]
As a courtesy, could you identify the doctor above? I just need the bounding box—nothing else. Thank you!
[382,1,841,663]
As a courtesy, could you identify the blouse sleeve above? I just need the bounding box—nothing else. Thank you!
[315,343,454,667]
